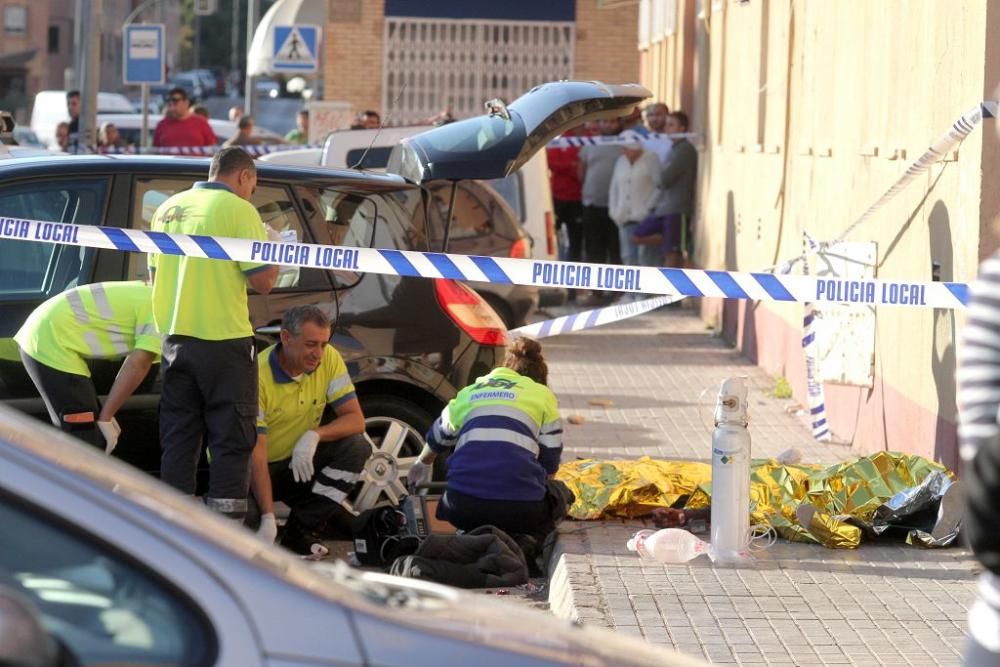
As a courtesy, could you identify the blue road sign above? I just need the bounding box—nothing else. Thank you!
[273,25,320,73]
[123,24,165,86]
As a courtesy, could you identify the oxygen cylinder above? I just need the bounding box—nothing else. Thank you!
[710,376,751,563]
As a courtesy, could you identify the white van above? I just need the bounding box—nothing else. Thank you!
[30,91,135,149]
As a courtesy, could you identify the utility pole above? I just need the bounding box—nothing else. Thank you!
[245,0,260,117]
[230,0,240,97]
[76,0,102,151]
[194,14,201,72]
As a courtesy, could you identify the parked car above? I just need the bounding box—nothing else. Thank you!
[95,113,286,147]
[169,72,207,102]
[0,80,650,478]
[0,155,505,478]
[29,90,135,149]
[0,404,698,667]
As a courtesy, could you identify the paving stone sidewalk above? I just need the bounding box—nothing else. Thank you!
[540,305,980,666]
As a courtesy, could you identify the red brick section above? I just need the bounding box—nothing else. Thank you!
[573,0,641,85]
[323,0,385,119]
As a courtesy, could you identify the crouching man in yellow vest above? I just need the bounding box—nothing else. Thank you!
[249,305,373,553]
[14,281,161,453]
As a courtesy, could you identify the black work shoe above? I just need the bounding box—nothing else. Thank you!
[280,522,326,556]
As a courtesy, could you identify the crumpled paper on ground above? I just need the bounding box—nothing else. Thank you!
[556,452,956,549]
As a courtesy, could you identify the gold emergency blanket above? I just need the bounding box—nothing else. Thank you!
[555,452,954,549]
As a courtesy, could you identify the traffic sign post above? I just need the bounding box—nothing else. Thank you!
[273,25,320,73]
[123,24,165,150]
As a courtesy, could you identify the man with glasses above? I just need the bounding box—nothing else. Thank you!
[153,87,217,148]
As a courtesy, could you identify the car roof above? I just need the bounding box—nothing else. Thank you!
[0,154,416,192]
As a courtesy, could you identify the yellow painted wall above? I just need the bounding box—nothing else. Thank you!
[642,0,1000,461]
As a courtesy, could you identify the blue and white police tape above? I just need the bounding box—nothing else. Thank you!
[0,216,970,309]
[776,100,998,274]
[72,144,324,156]
[546,130,697,148]
[510,295,681,339]
[800,237,831,441]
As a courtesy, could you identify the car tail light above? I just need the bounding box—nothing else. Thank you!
[509,238,530,259]
[434,279,508,346]
[545,210,557,256]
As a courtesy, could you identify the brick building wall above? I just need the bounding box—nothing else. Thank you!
[574,1,639,85]
[323,0,385,122]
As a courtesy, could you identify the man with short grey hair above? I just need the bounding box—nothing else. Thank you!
[249,305,372,553]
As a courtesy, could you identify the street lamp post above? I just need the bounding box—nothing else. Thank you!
[245,0,260,117]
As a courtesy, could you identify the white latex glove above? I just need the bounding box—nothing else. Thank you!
[97,418,121,455]
[290,430,320,483]
[257,513,278,544]
[407,460,432,494]
[266,225,283,242]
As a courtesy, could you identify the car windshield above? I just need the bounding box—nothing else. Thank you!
[413,114,521,155]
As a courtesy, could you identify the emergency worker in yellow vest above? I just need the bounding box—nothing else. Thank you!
[14,281,160,453]
[249,305,371,553]
[149,147,278,520]
[407,338,574,551]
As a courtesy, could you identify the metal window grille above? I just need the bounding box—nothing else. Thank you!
[383,17,575,125]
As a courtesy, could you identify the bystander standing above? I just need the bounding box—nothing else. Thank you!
[153,88,217,148]
[547,125,585,267]
[609,140,660,269]
[285,109,309,144]
[224,115,262,147]
[634,111,697,268]
[578,117,624,301]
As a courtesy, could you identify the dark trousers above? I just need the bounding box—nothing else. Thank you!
[582,205,621,266]
[267,433,372,535]
[553,199,584,262]
[437,478,575,546]
[19,350,102,449]
[159,335,257,518]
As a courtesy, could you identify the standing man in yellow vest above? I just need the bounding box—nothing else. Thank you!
[150,147,278,520]
[249,305,371,552]
[14,281,160,452]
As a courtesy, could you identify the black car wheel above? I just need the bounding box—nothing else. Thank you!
[359,395,447,480]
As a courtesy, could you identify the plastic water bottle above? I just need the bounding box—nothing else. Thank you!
[626,529,709,563]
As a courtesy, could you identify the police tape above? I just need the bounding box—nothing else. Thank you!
[0,216,970,310]
[73,144,323,156]
[776,100,998,274]
[546,130,697,148]
[510,295,681,339]
[800,236,831,441]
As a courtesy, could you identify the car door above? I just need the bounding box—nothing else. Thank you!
[0,176,112,404]
[387,80,652,182]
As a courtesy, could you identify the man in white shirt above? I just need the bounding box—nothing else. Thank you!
[608,141,660,267]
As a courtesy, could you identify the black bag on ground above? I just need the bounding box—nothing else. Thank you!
[388,525,529,588]
[351,506,420,567]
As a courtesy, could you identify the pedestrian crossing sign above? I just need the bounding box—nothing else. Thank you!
[273,25,320,73]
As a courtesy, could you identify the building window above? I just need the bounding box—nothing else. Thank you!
[48,25,59,53]
[4,6,27,35]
